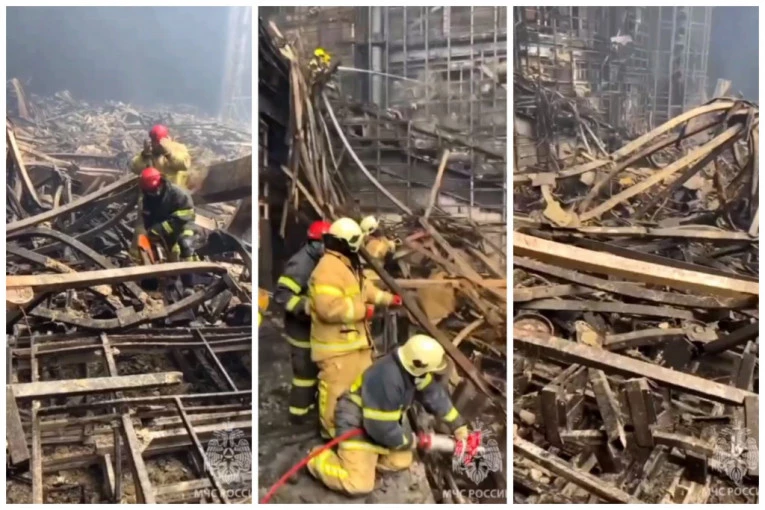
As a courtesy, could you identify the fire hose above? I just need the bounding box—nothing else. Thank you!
[259,428,363,504]
[260,428,483,503]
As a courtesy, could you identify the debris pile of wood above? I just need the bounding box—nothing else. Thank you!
[262,22,508,503]
[513,99,759,503]
[7,88,253,502]
[8,78,251,170]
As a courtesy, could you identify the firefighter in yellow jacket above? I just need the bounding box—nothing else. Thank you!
[129,125,192,262]
[360,215,398,261]
[130,125,191,188]
[309,217,403,438]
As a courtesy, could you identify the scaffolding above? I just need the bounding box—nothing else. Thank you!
[260,7,507,222]
[649,6,713,126]
[513,7,713,137]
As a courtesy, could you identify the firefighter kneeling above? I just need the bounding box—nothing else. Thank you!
[307,334,469,495]
[139,167,200,288]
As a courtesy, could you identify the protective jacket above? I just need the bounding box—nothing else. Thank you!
[309,249,394,362]
[274,242,323,347]
[131,139,191,188]
[335,351,466,452]
[364,236,396,261]
[142,180,196,242]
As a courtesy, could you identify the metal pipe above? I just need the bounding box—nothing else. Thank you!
[322,92,413,214]
[336,66,423,83]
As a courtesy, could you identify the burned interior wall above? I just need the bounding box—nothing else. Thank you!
[513,6,718,165]
[258,17,296,288]
[7,6,232,114]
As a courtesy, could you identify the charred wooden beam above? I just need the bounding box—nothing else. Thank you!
[7,262,227,295]
[588,369,626,449]
[623,379,656,448]
[513,436,639,503]
[11,372,183,400]
[514,233,758,297]
[6,386,30,468]
[514,329,757,405]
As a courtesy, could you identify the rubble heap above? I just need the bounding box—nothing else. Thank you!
[513,96,759,503]
[7,81,253,503]
[258,22,507,504]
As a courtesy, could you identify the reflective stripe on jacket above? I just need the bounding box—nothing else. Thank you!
[335,351,466,450]
[309,250,393,362]
[142,180,195,239]
[273,243,321,343]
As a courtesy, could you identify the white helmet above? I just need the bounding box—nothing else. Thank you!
[359,215,379,236]
[329,217,363,252]
[397,334,447,377]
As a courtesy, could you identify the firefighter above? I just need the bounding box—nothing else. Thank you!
[130,125,192,262]
[273,220,332,423]
[309,47,332,79]
[360,215,398,262]
[130,124,191,189]
[309,217,403,439]
[139,167,199,286]
[308,334,469,495]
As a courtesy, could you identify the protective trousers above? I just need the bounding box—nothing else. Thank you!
[288,341,319,419]
[317,349,373,438]
[307,444,413,495]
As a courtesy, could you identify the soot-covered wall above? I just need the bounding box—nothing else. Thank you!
[7,6,230,114]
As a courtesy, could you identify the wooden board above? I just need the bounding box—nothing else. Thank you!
[514,232,758,297]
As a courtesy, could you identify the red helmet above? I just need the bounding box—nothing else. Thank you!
[307,220,331,241]
[149,124,169,143]
[140,167,162,192]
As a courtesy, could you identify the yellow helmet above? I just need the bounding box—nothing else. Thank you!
[329,217,363,252]
[359,215,379,236]
[398,334,447,377]
[314,48,326,58]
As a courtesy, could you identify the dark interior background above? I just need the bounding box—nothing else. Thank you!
[7,6,231,114]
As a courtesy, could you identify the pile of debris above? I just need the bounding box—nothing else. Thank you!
[7,82,253,503]
[513,98,759,503]
[8,78,251,167]
[258,22,507,504]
